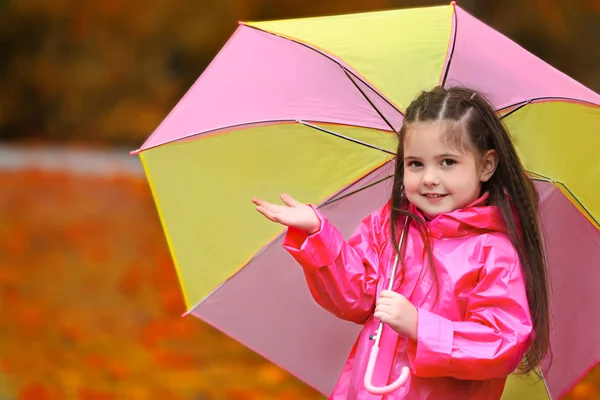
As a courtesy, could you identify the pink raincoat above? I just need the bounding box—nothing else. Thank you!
[283,194,533,399]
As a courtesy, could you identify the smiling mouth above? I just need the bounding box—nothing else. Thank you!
[422,194,448,198]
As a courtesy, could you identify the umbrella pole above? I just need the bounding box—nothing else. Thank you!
[364,217,411,394]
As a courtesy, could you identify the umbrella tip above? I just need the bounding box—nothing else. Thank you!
[451,0,456,6]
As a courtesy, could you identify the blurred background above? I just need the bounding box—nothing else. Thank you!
[1,0,599,399]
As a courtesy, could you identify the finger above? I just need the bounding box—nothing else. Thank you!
[280,193,298,207]
[375,303,394,315]
[253,198,275,210]
[373,311,388,322]
[255,200,285,216]
[379,290,399,299]
[255,206,281,223]
[376,297,393,306]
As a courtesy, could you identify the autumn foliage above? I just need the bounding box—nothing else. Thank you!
[0,168,322,400]
[0,163,598,399]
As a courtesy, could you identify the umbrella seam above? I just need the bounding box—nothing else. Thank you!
[297,120,396,156]
[184,228,289,315]
[133,119,395,154]
[499,96,600,119]
[340,66,401,134]
[539,367,553,400]
[241,24,405,115]
[325,174,394,205]
[499,100,532,119]
[440,2,458,87]
[530,176,599,229]
[139,153,191,309]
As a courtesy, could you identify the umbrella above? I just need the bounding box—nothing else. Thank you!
[133,3,600,399]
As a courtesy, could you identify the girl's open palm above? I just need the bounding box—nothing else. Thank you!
[252,194,321,234]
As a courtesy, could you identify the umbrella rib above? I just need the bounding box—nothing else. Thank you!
[441,3,458,87]
[243,24,404,116]
[340,67,404,117]
[553,182,599,228]
[134,119,393,153]
[324,174,394,205]
[340,66,399,133]
[499,96,600,119]
[538,368,553,400]
[297,120,396,156]
[500,99,532,119]
[530,174,599,228]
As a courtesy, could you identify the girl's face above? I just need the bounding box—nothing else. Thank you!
[402,121,497,219]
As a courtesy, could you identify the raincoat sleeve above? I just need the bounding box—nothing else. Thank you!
[407,234,533,380]
[282,204,389,324]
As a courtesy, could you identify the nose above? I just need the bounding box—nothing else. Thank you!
[422,167,440,187]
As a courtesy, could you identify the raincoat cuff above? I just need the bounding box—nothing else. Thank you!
[282,206,344,270]
[410,308,453,370]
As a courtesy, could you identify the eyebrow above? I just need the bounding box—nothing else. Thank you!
[403,153,461,160]
[436,153,462,158]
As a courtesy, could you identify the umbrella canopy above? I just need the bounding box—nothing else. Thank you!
[134,3,600,399]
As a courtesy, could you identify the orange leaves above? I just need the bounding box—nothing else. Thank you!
[82,354,132,380]
[151,349,197,369]
[19,382,61,400]
[0,167,324,399]
[0,264,22,286]
[564,365,600,400]
[75,388,116,400]
[139,319,173,349]
[117,262,145,296]
[1,229,28,257]
[139,317,199,350]
[256,364,290,386]
[158,287,185,315]
[2,165,597,399]
[58,321,87,344]
[106,359,131,380]
[571,382,597,399]
[13,301,44,332]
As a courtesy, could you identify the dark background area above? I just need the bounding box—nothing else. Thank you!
[1,0,599,146]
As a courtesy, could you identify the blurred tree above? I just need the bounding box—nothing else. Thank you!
[0,0,598,145]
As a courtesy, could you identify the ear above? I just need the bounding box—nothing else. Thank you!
[479,149,498,182]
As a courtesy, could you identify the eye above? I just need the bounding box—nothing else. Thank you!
[441,159,457,167]
[407,160,423,168]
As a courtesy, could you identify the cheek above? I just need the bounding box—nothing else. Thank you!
[449,168,480,190]
[403,171,419,191]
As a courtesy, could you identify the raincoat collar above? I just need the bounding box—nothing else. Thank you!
[409,192,507,239]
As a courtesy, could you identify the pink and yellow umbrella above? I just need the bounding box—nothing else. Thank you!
[134,3,600,399]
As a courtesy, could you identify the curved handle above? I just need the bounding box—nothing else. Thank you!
[363,344,410,395]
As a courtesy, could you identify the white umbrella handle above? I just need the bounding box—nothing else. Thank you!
[364,217,411,395]
[364,344,411,394]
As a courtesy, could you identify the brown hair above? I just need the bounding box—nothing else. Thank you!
[390,86,550,374]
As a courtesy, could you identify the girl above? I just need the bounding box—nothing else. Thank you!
[253,86,550,399]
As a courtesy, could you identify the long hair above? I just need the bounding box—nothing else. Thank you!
[391,86,550,374]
